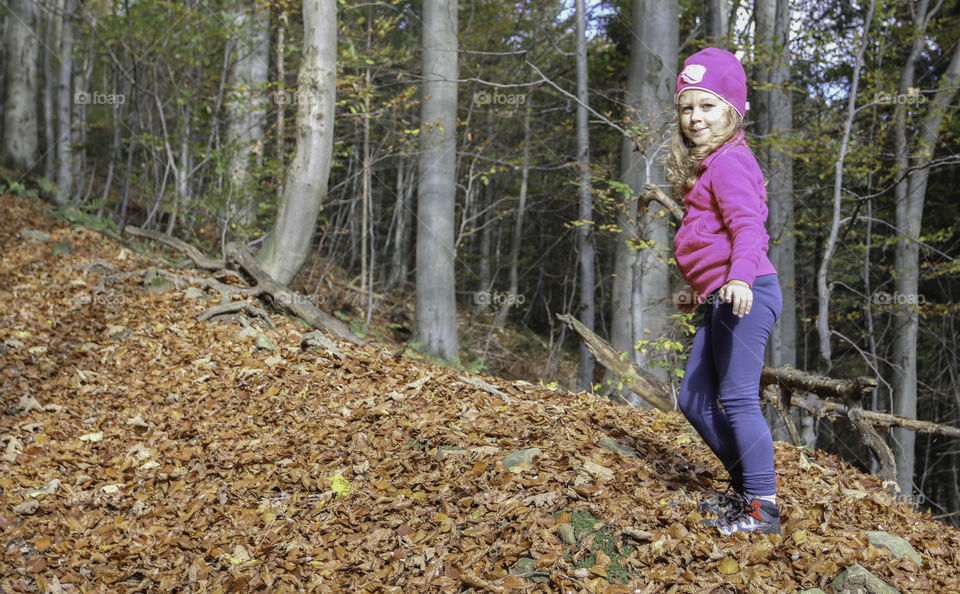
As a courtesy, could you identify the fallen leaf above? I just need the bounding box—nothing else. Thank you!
[717,557,739,575]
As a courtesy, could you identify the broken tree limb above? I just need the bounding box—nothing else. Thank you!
[786,393,960,439]
[760,365,877,401]
[848,407,899,491]
[198,301,276,329]
[557,311,960,440]
[124,225,226,270]
[642,183,684,221]
[225,243,364,345]
[556,313,673,411]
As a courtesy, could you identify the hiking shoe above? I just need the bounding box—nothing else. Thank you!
[698,489,745,516]
[715,496,781,536]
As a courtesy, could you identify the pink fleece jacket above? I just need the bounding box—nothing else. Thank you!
[673,133,777,303]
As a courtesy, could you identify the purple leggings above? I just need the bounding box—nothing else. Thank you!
[677,274,782,496]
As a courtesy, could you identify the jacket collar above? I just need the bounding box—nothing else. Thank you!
[699,130,746,171]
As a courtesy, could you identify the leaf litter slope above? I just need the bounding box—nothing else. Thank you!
[1,193,959,593]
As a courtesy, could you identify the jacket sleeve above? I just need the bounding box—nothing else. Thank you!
[707,147,769,286]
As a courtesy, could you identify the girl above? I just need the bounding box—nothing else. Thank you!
[666,47,783,536]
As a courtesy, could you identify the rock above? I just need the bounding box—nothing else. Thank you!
[829,564,901,594]
[234,326,259,340]
[21,228,52,242]
[142,276,175,294]
[865,531,922,566]
[13,500,40,515]
[599,435,638,458]
[71,259,114,275]
[106,325,132,340]
[502,448,542,470]
[141,270,175,294]
[183,287,210,300]
[509,557,547,582]
[25,479,60,498]
[580,460,615,482]
[255,333,277,352]
[301,330,344,359]
[435,446,466,460]
[52,240,74,255]
[557,523,577,545]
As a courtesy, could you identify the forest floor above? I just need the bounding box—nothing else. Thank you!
[2,191,960,593]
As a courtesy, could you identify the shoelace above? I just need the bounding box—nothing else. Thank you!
[718,493,757,525]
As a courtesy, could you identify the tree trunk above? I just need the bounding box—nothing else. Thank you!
[1,0,40,173]
[256,0,336,286]
[701,0,728,47]
[817,0,875,370]
[755,0,798,442]
[225,0,270,228]
[575,0,595,391]
[610,0,677,399]
[892,16,960,496]
[55,0,76,201]
[415,0,459,362]
[494,97,531,329]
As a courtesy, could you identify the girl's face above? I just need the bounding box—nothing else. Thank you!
[678,90,733,146]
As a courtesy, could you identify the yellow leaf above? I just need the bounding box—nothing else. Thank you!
[717,557,739,575]
[791,529,807,544]
[330,474,351,497]
[80,431,104,442]
[585,577,607,593]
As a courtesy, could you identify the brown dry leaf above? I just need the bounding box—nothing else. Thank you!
[717,556,740,575]
[591,549,611,577]
[3,193,960,593]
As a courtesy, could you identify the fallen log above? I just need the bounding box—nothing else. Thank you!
[556,312,960,440]
[122,227,363,345]
[225,243,363,345]
[556,314,673,411]
[124,225,226,271]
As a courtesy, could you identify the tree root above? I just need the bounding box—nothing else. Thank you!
[198,301,276,329]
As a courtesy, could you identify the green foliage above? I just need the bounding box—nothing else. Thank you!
[556,509,636,584]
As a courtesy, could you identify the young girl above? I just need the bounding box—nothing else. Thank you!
[666,47,783,536]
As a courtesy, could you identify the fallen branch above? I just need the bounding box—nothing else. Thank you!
[226,243,364,345]
[198,301,276,329]
[124,225,225,270]
[787,393,960,439]
[557,312,960,440]
[848,407,899,492]
[556,313,673,411]
[642,183,684,221]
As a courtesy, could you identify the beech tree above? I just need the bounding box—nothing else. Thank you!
[1,0,40,173]
[224,0,270,228]
[609,0,678,397]
[256,0,337,286]
[415,0,459,362]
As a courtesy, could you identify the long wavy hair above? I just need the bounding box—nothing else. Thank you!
[664,101,743,198]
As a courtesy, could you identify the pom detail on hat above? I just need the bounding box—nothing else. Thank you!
[676,47,748,118]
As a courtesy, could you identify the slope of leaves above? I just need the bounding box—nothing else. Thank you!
[2,193,959,592]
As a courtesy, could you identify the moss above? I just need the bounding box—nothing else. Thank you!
[555,509,636,584]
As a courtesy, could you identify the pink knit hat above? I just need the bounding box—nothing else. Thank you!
[676,47,748,118]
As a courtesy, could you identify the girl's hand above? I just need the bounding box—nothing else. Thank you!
[676,284,698,314]
[718,280,753,317]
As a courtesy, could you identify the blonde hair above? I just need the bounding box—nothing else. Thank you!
[664,101,743,198]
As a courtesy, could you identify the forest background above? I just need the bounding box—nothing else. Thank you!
[1,0,959,527]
